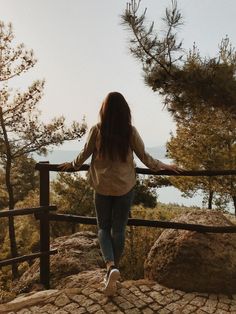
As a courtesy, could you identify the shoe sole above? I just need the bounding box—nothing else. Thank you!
[104,269,120,296]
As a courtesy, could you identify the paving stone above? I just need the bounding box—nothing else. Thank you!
[151,284,163,292]
[39,303,59,313]
[29,305,43,312]
[80,297,94,308]
[200,305,217,314]
[63,302,80,312]
[158,309,171,314]
[54,292,71,307]
[167,292,182,302]
[95,310,106,314]
[138,285,151,293]
[124,308,142,314]
[71,307,86,314]
[16,309,32,314]
[3,271,236,314]
[181,304,197,313]
[90,292,105,302]
[218,302,230,311]
[103,302,120,312]
[190,296,207,307]
[165,302,183,312]
[175,289,186,296]
[149,291,164,304]
[141,308,154,314]
[205,298,218,308]
[214,309,230,314]
[148,302,162,311]
[182,293,196,302]
[81,287,96,296]
[119,300,135,310]
[87,303,102,312]
[119,288,131,296]
[54,310,68,314]
[160,288,174,296]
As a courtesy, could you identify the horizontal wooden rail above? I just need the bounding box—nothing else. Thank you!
[44,213,236,233]
[0,249,58,268]
[0,206,57,218]
[35,163,236,176]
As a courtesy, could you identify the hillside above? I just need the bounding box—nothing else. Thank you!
[34,146,168,165]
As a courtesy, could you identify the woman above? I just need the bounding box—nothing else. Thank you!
[59,92,180,296]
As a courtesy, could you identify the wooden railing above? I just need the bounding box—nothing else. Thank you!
[0,161,236,289]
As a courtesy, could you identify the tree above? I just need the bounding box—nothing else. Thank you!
[0,22,86,278]
[122,0,236,117]
[166,107,236,212]
[51,173,94,236]
[122,1,236,211]
[133,176,158,208]
[0,155,39,210]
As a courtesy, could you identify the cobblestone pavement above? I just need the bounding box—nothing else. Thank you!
[0,270,236,314]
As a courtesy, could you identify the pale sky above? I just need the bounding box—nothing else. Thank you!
[1,0,236,151]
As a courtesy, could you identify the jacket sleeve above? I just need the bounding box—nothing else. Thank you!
[130,126,166,171]
[72,125,98,170]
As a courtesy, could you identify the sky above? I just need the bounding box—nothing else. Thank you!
[1,0,235,209]
[1,0,236,151]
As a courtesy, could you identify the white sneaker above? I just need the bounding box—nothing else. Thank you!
[103,267,120,296]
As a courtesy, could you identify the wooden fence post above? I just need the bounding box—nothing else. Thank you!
[39,161,50,289]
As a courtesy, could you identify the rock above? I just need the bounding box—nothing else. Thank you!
[144,210,236,293]
[13,231,103,294]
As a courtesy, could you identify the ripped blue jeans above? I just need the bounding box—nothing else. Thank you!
[94,189,134,266]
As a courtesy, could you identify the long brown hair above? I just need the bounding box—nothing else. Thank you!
[98,92,132,162]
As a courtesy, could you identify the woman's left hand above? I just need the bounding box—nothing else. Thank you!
[57,162,74,171]
[164,164,184,173]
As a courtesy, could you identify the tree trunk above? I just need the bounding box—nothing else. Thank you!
[0,107,19,278]
[6,157,19,278]
[208,190,214,209]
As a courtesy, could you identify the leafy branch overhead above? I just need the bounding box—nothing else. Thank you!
[0,21,87,278]
[122,0,236,117]
[0,22,87,161]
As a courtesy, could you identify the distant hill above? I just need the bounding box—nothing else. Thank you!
[34,146,167,164]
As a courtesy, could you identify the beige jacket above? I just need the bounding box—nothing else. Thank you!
[72,124,166,196]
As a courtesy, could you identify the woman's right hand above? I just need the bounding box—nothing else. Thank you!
[163,164,184,173]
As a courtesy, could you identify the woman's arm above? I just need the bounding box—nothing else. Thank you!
[131,126,180,172]
[58,125,98,171]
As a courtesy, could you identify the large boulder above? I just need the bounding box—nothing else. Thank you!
[144,210,236,293]
[13,231,103,294]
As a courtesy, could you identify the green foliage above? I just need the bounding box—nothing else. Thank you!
[51,173,95,237]
[133,176,157,208]
[0,190,40,293]
[0,155,39,209]
[0,20,87,209]
[0,20,87,277]
[122,1,236,116]
[167,107,236,211]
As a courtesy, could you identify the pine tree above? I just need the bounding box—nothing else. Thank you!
[0,22,86,278]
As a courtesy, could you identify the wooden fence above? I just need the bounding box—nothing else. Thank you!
[0,161,236,289]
